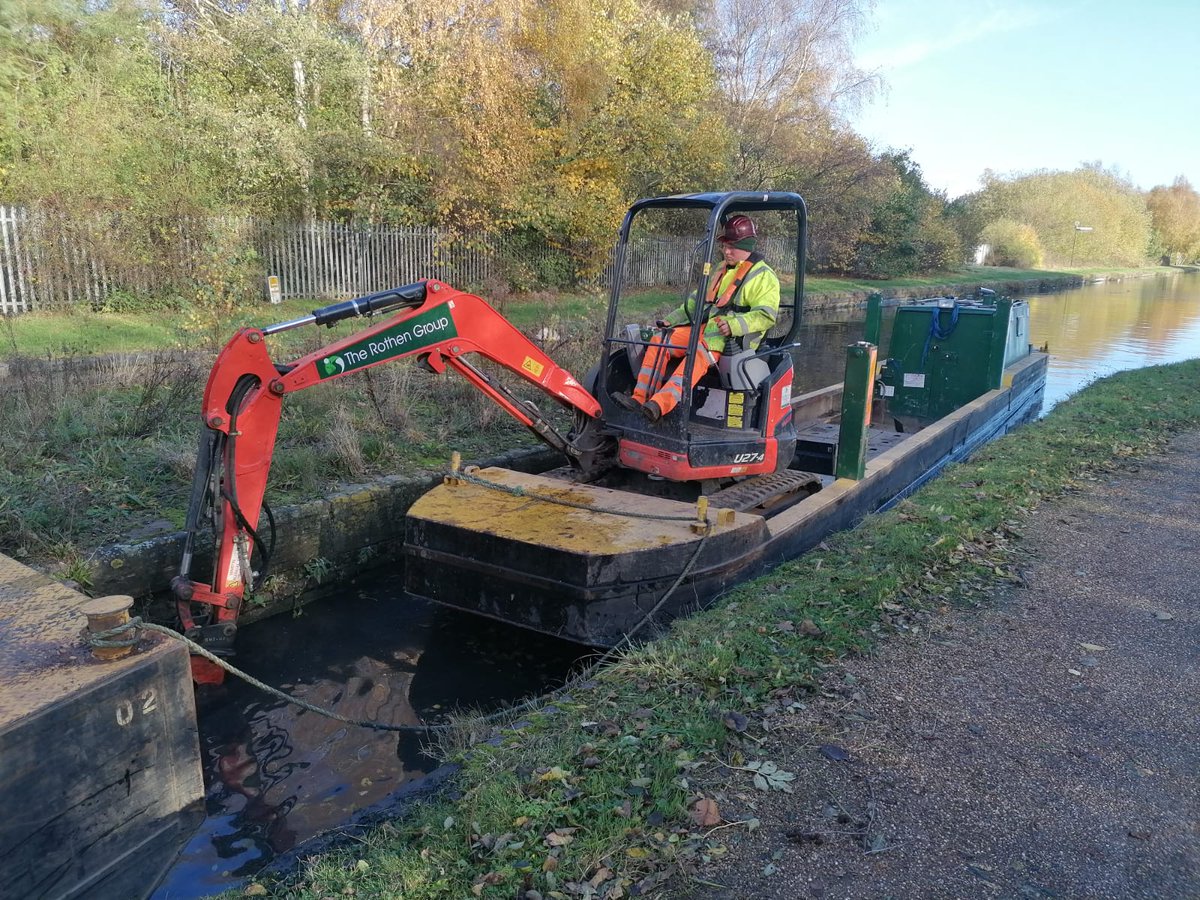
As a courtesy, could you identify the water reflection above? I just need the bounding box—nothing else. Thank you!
[793,273,1200,411]
[1025,274,1200,409]
[153,590,590,899]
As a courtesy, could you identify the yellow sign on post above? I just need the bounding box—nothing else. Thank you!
[267,274,282,304]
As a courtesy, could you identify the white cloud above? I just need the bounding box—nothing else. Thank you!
[858,3,1059,72]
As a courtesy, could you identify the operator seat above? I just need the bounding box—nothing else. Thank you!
[717,348,770,391]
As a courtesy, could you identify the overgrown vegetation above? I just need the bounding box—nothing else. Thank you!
[223,358,1200,898]
[1147,177,1200,264]
[980,218,1045,269]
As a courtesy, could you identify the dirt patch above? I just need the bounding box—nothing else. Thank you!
[690,433,1200,899]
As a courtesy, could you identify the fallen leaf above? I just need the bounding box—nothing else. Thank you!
[690,798,722,827]
[1079,642,1109,652]
[626,847,650,859]
[1067,668,1083,676]
[747,760,797,792]
[799,618,823,636]
[819,744,850,763]
[722,711,749,733]
[244,886,268,897]
[1153,611,1175,621]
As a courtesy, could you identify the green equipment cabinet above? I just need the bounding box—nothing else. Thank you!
[880,294,1030,424]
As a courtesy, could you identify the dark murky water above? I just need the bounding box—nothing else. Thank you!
[153,590,591,898]
[153,272,1200,897]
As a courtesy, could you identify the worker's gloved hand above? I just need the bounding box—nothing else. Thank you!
[655,320,671,329]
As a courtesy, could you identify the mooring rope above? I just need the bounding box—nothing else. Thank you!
[89,619,446,734]
[85,525,713,735]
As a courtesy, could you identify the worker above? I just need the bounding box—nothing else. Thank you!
[613,213,781,421]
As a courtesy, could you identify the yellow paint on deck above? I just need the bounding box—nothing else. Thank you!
[411,468,758,555]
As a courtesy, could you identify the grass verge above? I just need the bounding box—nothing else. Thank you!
[233,359,1200,899]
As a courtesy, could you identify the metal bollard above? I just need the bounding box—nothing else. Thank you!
[446,450,463,485]
[80,594,137,661]
[835,341,878,481]
[692,496,710,534]
[864,293,883,347]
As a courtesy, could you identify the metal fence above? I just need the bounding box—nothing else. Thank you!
[0,205,797,314]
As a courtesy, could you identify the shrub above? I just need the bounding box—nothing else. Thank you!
[980,219,1045,268]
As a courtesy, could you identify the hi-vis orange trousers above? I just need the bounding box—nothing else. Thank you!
[632,326,721,416]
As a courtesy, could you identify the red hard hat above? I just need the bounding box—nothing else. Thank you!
[718,214,757,243]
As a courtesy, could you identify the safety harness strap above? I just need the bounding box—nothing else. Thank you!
[706,259,756,307]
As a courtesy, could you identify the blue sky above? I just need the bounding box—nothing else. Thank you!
[851,0,1199,197]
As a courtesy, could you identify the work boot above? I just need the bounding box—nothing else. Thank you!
[641,399,663,422]
[611,392,640,412]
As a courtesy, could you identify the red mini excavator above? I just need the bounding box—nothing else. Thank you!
[173,191,809,682]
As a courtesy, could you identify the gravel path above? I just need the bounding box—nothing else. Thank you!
[691,432,1200,899]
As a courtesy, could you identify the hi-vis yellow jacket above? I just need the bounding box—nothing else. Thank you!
[663,255,781,354]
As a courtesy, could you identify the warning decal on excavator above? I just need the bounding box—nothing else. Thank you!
[726,391,745,428]
[316,306,458,379]
[521,356,545,378]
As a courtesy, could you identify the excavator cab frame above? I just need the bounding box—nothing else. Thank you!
[595,191,808,482]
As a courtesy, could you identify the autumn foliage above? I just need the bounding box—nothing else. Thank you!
[0,0,1192,288]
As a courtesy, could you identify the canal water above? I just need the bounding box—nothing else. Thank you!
[153,271,1200,898]
[796,271,1200,412]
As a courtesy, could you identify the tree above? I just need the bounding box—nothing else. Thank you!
[962,165,1152,267]
[1146,177,1200,263]
[851,152,962,278]
[703,0,878,187]
[979,219,1044,269]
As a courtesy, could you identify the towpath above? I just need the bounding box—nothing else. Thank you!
[692,431,1200,899]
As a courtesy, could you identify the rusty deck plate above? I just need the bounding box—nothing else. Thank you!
[0,553,173,725]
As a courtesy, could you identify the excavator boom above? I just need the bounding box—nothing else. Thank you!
[174,280,602,682]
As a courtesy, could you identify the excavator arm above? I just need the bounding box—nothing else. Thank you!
[173,280,604,682]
